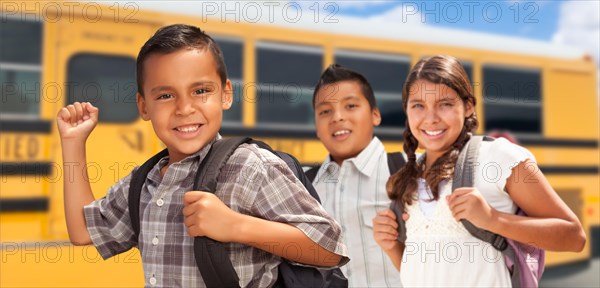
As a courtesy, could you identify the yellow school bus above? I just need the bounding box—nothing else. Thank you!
[1,2,598,287]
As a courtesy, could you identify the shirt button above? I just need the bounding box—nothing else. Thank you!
[152,236,159,245]
[149,277,157,285]
[156,199,164,207]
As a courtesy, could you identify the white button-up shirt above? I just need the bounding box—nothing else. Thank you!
[313,137,403,287]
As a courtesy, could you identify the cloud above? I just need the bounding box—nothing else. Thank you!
[504,0,549,9]
[552,0,600,66]
[366,4,424,25]
[294,0,393,10]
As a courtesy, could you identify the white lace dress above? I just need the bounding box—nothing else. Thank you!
[399,138,535,287]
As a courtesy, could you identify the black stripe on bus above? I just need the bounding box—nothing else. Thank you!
[221,126,317,138]
[221,126,410,140]
[591,226,600,257]
[517,137,598,148]
[0,163,52,175]
[0,119,52,133]
[539,166,598,175]
[221,127,598,148]
[0,198,48,213]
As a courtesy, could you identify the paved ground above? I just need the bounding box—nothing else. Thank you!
[540,257,600,288]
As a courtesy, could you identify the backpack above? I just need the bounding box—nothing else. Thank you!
[305,152,406,183]
[128,137,348,288]
[390,135,545,288]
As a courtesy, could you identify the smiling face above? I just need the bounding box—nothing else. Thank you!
[406,79,473,163]
[136,48,232,164]
[314,80,381,165]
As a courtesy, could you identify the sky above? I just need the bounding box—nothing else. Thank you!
[309,0,562,40]
[120,0,598,66]
[292,0,599,65]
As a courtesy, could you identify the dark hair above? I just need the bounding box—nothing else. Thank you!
[136,24,227,95]
[387,55,478,206]
[312,64,376,109]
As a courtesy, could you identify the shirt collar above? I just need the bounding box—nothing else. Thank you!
[147,134,222,183]
[166,133,221,164]
[318,137,385,178]
[353,136,385,176]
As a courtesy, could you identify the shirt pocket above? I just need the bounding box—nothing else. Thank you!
[361,209,376,229]
[360,196,393,228]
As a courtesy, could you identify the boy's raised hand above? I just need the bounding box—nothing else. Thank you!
[183,191,242,242]
[57,102,99,141]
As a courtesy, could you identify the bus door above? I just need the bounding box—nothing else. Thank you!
[0,16,50,242]
[50,16,160,237]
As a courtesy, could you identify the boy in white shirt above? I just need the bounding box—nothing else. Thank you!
[309,64,402,287]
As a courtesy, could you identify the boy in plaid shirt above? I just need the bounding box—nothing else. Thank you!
[57,24,348,287]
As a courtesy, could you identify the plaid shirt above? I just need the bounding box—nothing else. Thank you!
[84,135,348,287]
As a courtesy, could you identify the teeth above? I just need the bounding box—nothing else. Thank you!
[176,125,199,133]
[333,130,351,136]
[424,130,443,136]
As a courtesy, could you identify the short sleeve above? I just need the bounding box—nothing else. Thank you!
[476,138,536,213]
[225,145,349,263]
[83,169,138,260]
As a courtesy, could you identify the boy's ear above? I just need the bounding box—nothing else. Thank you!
[372,107,382,127]
[221,80,233,110]
[136,93,150,121]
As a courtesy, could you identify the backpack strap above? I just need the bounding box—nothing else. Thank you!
[193,137,251,192]
[387,152,406,175]
[386,151,408,242]
[452,135,509,251]
[453,135,525,287]
[390,201,407,243]
[128,148,169,239]
[192,137,250,288]
[305,165,320,183]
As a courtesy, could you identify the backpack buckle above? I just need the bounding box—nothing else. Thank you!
[493,235,508,251]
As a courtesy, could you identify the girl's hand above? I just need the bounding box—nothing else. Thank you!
[57,102,99,142]
[373,209,400,251]
[447,187,497,230]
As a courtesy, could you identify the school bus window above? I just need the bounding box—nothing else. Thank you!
[377,97,406,128]
[0,17,43,118]
[335,50,410,129]
[256,42,322,125]
[462,62,473,83]
[67,53,138,123]
[0,18,42,64]
[215,37,243,124]
[215,38,243,80]
[1,69,41,117]
[224,80,243,123]
[256,85,314,125]
[483,66,542,133]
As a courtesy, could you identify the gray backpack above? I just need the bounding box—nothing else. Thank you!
[391,136,545,288]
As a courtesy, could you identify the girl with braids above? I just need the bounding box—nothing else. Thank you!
[372,55,585,287]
